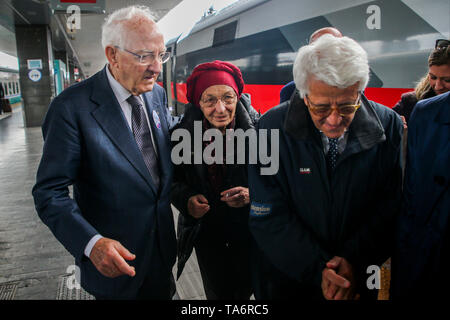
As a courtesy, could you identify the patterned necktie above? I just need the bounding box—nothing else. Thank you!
[327,138,339,171]
[126,95,160,188]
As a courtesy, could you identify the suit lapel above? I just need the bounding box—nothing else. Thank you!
[90,67,157,195]
[143,91,172,193]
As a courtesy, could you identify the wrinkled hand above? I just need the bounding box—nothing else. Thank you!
[90,237,136,278]
[400,115,407,129]
[187,194,210,219]
[321,256,358,300]
[220,187,249,208]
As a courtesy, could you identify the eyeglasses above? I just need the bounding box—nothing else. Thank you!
[200,94,237,108]
[305,94,361,117]
[115,46,171,64]
[435,39,450,49]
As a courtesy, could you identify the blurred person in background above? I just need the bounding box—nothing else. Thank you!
[393,39,450,124]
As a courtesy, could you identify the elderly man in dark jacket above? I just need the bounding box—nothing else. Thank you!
[249,35,403,300]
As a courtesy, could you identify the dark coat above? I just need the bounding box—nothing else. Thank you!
[170,93,258,279]
[32,67,177,299]
[393,90,435,123]
[279,81,296,104]
[391,92,450,300]
[248,92,403,299]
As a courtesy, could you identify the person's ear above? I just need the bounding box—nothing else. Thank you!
[105,46,118,67]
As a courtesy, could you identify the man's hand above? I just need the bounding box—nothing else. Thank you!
[90,237,136,278]
[187,194,210,218]
[321,256,358,300]
[220,187,249,208]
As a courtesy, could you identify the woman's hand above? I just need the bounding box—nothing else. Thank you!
[187,194,210,218]
[220,187,250,208]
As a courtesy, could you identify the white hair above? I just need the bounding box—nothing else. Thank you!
[293,34,369,98]
[101,6,157,50]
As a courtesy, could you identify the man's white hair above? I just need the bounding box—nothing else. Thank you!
[293,34,369,98]
[101,6,157,50]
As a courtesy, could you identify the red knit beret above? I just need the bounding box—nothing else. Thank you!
[186,60,244,107]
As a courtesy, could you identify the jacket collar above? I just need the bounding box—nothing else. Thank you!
[284,91,386,151]
[89,66,159,195]
[436,91,450,125]
[175,97,256,195]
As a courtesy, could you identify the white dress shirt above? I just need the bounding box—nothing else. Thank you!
[84,65,158,258]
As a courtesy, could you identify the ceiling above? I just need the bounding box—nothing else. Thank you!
[0,0,182,77]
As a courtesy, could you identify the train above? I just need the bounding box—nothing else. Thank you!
[161,0,449,115]
[0,69,21,106]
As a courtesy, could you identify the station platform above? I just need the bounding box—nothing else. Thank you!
[0,104,206,300]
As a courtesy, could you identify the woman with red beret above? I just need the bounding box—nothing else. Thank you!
[171,60,259,299]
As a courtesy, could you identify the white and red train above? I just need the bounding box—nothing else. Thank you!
[161,0,449,114]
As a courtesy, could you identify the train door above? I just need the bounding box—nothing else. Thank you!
[162,40,175,115]
[164,36,182,115]
[162,48,174,113]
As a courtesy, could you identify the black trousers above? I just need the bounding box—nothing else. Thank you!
[195,236,253,300]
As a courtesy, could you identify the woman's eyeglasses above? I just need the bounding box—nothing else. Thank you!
[200,94,237,108]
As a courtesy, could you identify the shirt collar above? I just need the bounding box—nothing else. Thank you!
[320,131,348,154]
[106,64,143,104]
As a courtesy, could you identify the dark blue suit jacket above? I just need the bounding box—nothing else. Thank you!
[392,91,450,299]
[32,67,177,298]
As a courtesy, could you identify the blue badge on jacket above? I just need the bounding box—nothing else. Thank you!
[153,110,161,129]
[250,202,272,217]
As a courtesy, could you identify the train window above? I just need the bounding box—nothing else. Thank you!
[213,21,237,47]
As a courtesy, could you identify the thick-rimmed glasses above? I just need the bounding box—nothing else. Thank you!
[115,46,171,64]
[200,94,237,108]
[435,39,450,49]
[305,93,361,117]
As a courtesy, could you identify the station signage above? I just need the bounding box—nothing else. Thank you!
[28,69,42,82]
[27,59,43,70]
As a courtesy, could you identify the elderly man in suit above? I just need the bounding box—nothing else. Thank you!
[392,91,450,300]
[32,6,177,299]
